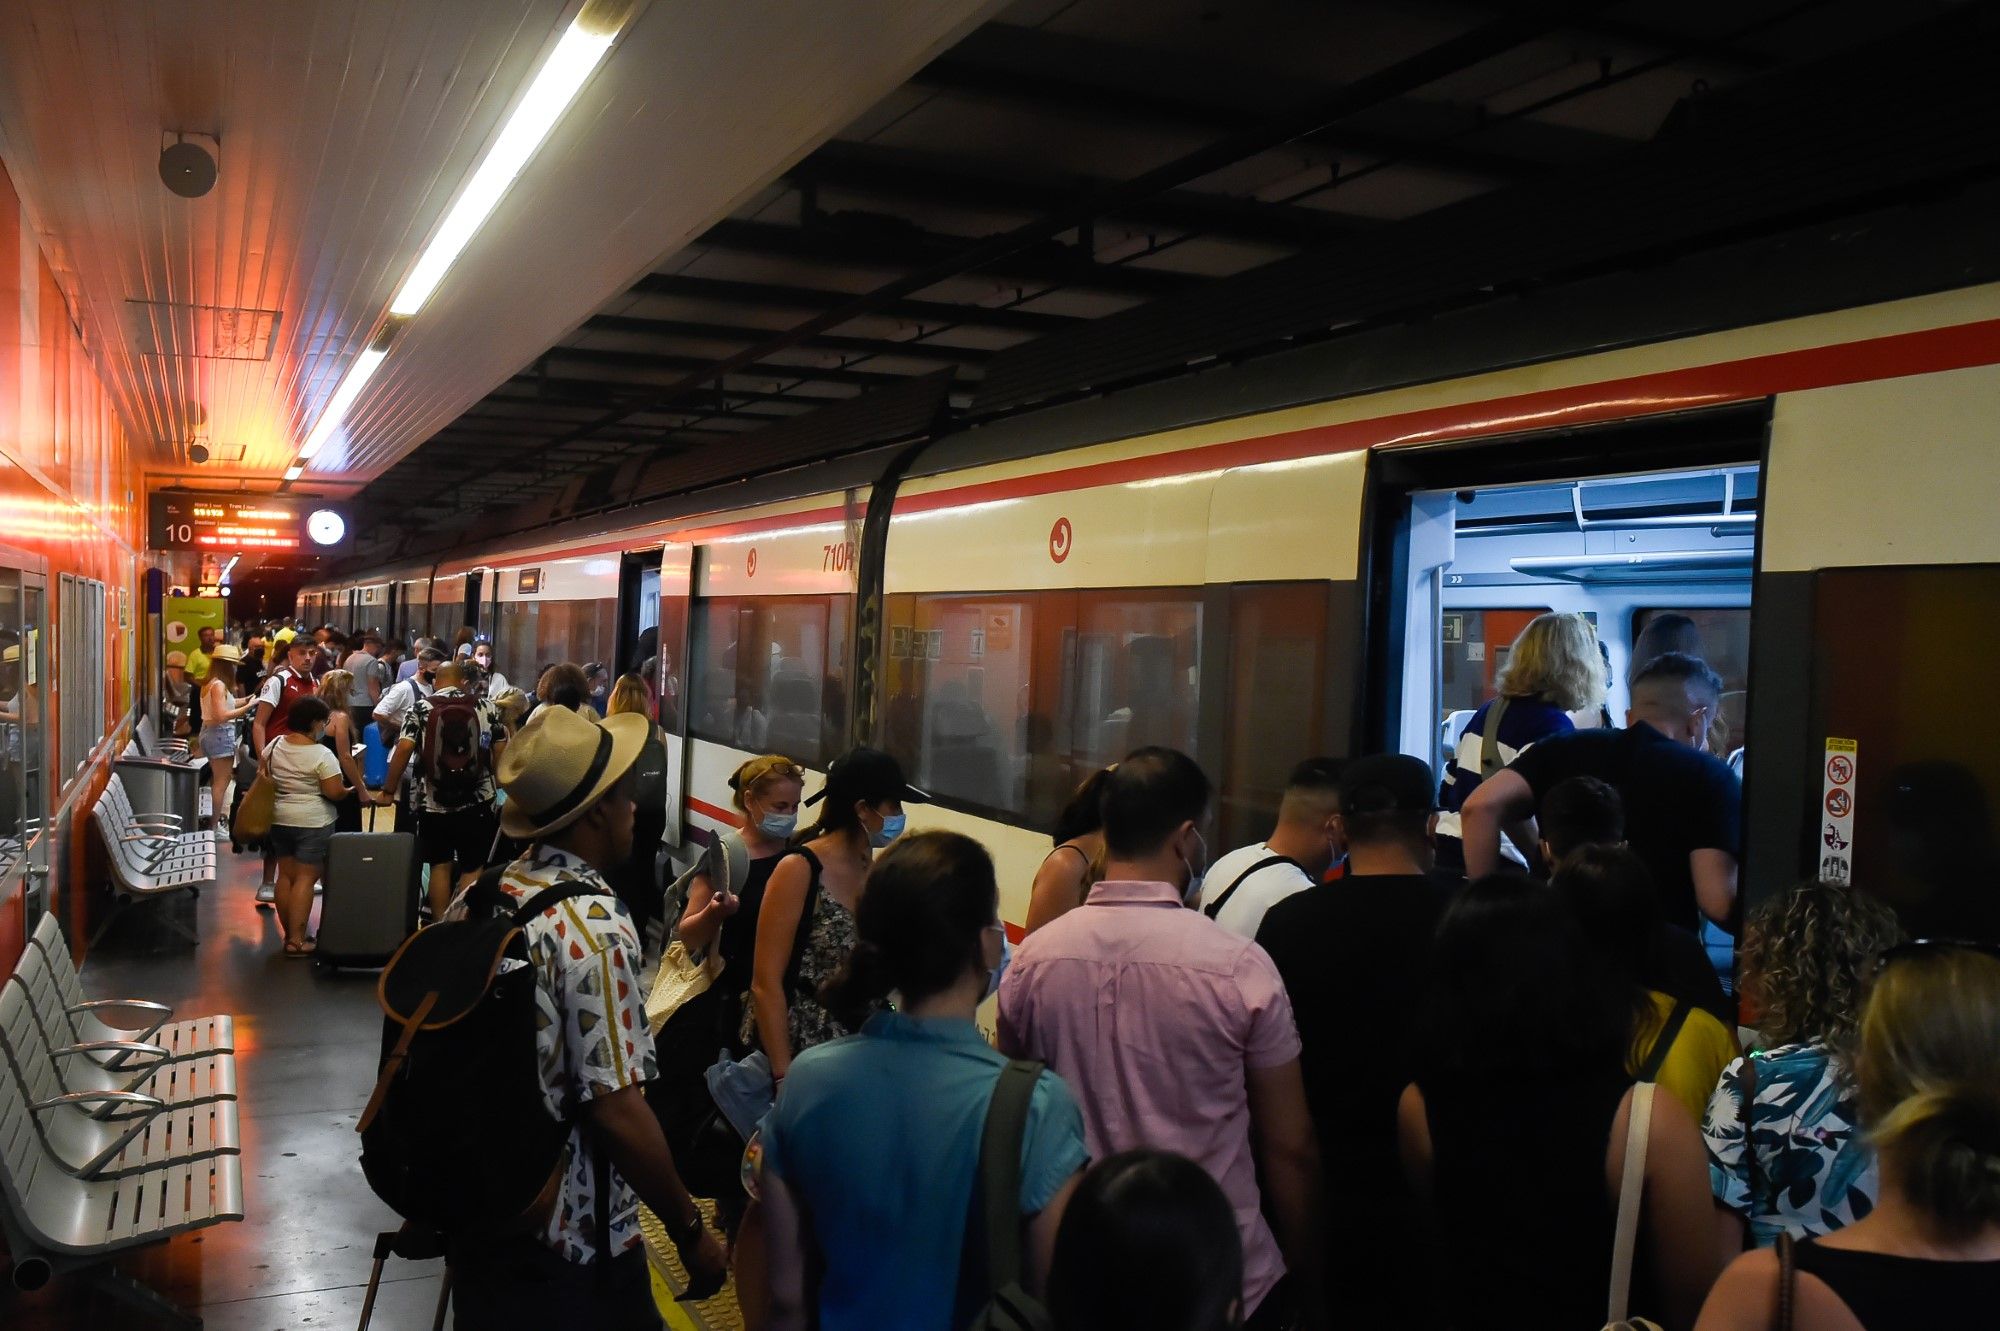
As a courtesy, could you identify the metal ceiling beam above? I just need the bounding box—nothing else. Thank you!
[629,273,1081,333]
[492,374,837,410]
[788,140,1365,248]
[578,312,996,364]
[539,344,920,389]
[699,219,1197,298]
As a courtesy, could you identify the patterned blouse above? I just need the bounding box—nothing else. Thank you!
[739,851,865,1056]
[1702,1039,1880,1246]
[449,845,656,1265]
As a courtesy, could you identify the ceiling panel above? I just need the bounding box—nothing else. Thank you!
[0,0,1002,494]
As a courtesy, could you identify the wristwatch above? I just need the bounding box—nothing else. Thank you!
[670,1208,706,1251]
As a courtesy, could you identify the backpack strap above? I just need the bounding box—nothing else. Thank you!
[965,1059,1044,1310]
[1478,694,1514,779]
[1773,1231,1796,1331]
[1203,854,1299,921]
[1637,998,1692,1083]
[1606,1081,1655,1326]
[511,879,613,927]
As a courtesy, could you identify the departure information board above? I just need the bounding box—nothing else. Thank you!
[148,491,350,552]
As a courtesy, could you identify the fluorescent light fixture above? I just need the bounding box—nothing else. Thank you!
[283,464,304,481]
[296,345,387,462]
[388,17,621,316]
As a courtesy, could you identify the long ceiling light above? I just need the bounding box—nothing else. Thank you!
[291,0,638,479]
[388,8,629,317]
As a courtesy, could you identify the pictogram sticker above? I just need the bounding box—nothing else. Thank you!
[1819,737,1859,882]
[746,547,758,578]
[1049,517,1073,564]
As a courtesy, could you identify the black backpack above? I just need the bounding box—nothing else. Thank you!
[422,693,486,808]
[357,869,608,1241]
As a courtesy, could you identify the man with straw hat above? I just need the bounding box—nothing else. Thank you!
[442,704,725,1323]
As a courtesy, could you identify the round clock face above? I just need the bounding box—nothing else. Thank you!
[307,509,346,546]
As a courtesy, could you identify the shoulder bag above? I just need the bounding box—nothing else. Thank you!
[233,740,281,841]
[646,832,747,1033]
[1601,1080,1665,1331]
[964,1059,1054,1331]
[1770,1231,1796,1331]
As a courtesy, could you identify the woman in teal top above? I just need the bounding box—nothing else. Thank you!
[756,830,1089,1331]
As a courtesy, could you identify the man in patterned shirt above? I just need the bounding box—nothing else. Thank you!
[444,703,725,1325]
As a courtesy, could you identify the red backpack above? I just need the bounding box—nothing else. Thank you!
[421,694,486,808]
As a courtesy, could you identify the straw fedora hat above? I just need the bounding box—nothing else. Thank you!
[210,643,244,664]
[496,703,648,840]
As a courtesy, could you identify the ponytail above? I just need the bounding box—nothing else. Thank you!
[817,831,996,1027]
[1872,1086,2000,1236]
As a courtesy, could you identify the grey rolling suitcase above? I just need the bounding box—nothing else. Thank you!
[318,810,419,970]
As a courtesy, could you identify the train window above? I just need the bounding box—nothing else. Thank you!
[883,594,1041,818]
[1438,608,1554,719]
[883,587,1205,831]
[494,598,619,685]
[689,595,850,767]
[1632,607,1751,756]
[1220,584,1331,851]
[57,575,105,786]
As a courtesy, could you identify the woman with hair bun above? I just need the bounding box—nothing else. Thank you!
[1703,879,1904,1247]
[756,830,1088,1330]
[1697,942,2000,1329]
[678,753,805,1049]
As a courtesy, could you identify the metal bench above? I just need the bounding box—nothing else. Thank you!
[89,785,218,947]
[101,777,217,869]
[0,978,239,1180]
[0,980,244,1328]
[133,712,193,761]
[25,915,234,1069]
[7,957,237,1117]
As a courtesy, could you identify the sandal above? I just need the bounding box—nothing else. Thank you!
[283,938,317,958]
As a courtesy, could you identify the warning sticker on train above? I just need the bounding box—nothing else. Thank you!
[1820,737,1859,883]
[1049,517,1073,564]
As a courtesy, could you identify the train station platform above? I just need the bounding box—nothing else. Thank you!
[4,844,740,1330]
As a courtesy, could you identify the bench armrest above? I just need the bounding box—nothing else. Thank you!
[71,998,172,1019]
[52,1039,169,1064]
[32,1089,166,1114]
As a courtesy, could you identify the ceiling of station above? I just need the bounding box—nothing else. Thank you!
[0,0,999,493]
[340,0,1984,560]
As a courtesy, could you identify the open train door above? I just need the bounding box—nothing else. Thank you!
[655,543,693,847]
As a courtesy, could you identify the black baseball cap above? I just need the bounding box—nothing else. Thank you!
[1339,753,1436,815]
[804,746,930,807]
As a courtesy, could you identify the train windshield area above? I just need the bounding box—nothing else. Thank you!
[1393,464,1759,779]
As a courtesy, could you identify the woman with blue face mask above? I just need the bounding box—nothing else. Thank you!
[744,747,928,1085]
[679,754,806,1052]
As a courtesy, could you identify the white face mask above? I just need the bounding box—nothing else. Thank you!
[985,926,1012,999]
[1180,828,1209,906]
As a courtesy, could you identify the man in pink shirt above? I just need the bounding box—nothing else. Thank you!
[998,747,1326,1330]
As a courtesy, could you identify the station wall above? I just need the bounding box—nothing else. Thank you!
[0,158,144,978]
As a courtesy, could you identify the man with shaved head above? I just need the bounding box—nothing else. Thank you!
[1463,651,1740,933]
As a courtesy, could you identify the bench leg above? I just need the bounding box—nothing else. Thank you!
[93,1262,204,1328]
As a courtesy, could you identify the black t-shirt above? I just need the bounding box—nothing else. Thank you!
[1255,870,1456,1301]
[1510,722,1740,931]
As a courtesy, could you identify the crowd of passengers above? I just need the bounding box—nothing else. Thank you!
[184,610,2000,1329]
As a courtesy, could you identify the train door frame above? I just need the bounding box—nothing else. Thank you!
[1362,402,1771,755]
[460,572,484,638]
[614,549,663,678]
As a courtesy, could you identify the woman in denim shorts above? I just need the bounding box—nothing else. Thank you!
[200,646,255,837]
[264,697,352,956]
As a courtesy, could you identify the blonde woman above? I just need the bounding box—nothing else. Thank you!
[315,670,370,833]
[1703,880,1904,1248]
[1434,611,1605,873]
[1696,942,2000,1329]
[199,645,255,837]
[606,672,669,933]
[679,753,807,1050]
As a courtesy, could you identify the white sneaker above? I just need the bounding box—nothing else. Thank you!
[255,881,276,907]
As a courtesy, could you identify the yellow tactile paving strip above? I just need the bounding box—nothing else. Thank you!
[641,1201,744,1331]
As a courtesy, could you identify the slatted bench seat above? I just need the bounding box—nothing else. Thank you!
[0,1002,244,1327]
[0,979,239,1181]
[90,780,218,947]
[26,915,234,1068]
[101,778,216,869]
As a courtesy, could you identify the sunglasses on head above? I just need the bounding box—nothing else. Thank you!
[1876,938,2000,973]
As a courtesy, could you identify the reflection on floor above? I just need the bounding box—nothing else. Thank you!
[3,839,733,1329]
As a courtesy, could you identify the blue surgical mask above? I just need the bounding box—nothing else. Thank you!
[1180,829,1209,906]
[758,812,797,840]
[870,811,907,849]
[985,929,1012,999]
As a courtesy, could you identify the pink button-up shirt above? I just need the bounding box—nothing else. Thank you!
[997,877,1303,1312]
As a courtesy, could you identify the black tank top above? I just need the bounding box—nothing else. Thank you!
[1793,1239,2000,1328]
[1423,1068,1635,1328]
[715,851,783,998]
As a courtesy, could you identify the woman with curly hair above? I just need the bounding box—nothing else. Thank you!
[1703,878,1904,1247]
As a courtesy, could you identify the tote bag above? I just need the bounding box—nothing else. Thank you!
[233,741,281,841]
